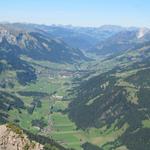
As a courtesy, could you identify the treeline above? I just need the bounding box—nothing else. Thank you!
[6,123,74,150]
[68,60,150,149]
[24,129,75,150]
[0,39,37,85]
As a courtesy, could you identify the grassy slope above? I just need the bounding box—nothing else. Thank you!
[1,54,129,150]
[1,47,150,150]
[68,47,150,149]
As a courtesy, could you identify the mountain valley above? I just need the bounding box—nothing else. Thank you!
[0,23,150,150]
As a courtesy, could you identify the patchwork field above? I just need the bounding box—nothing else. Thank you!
[0,60,120,150]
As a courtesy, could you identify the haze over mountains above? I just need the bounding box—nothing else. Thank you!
[0,23,150,150]
[94,27,150,55]
[0,23,88,63]
[1,23,150,53]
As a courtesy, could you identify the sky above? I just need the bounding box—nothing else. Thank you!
[0,0,150,27]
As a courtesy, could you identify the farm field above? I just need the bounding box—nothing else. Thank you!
[1,49,150,150]
[2,61,126,150]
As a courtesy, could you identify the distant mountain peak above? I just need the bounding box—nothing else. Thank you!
[0,23,88,64]
[137,27,150,39]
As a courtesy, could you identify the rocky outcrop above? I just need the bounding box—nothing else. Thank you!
[0,124,43,150]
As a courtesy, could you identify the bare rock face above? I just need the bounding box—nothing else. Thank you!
[0,125,43,150]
